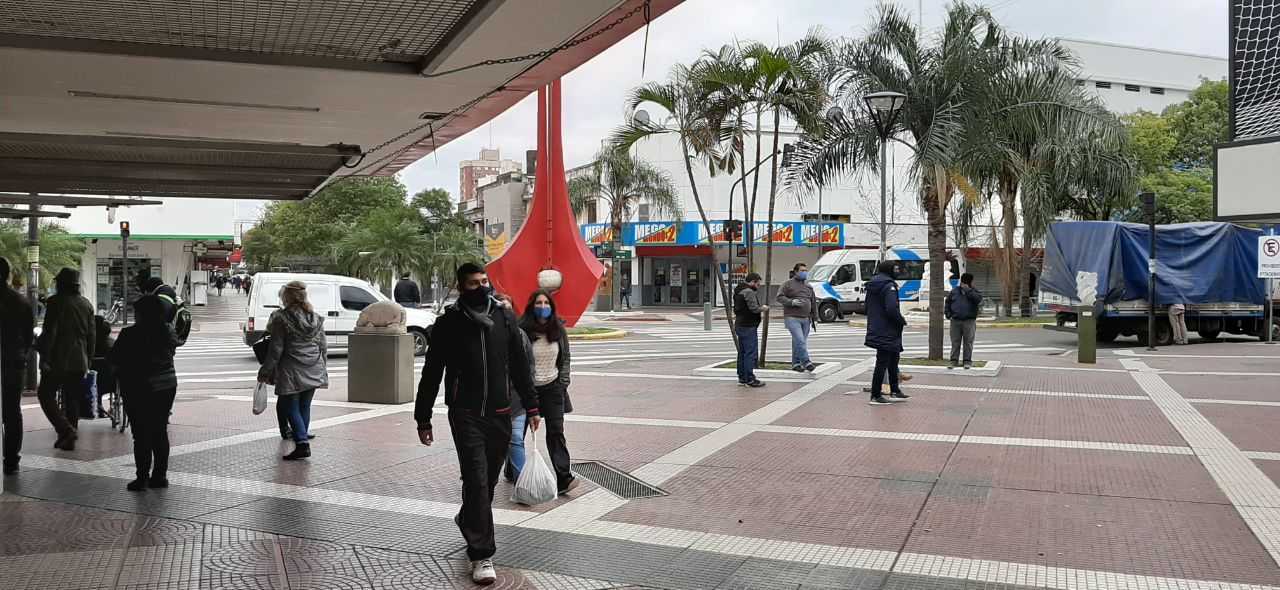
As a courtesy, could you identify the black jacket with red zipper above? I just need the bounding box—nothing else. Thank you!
[415,298,537,430]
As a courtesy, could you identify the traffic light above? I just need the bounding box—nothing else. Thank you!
[119,221,130,238]
[1140,192,1156,222]
[725,219,743,241]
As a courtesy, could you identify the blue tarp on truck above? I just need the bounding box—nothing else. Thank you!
[1040,221,1267,307]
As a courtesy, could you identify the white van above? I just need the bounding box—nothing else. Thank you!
[242,273,437,355]
[807,246,964,322]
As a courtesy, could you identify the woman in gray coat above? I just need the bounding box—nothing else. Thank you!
[257,281,328,460]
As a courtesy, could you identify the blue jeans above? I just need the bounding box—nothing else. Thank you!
[277,389,314,443]
[735,326,759,383]
[784,317,811,366]
[507,413,527,479]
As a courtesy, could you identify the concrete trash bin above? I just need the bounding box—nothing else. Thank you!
[347,301,415,404]
[347,333,415,404]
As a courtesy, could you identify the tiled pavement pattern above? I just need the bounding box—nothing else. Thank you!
[6,319,1280,588]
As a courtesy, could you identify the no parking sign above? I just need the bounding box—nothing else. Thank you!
[1261,236,1280,279]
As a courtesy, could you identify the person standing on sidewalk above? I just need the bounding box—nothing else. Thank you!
[110,296,180,491]
[865,261,908,405]
[1169,301,1188,345]
[394,273,422,308]
[258,281,328,461]
[519,290,578,495]
[733,273,767,387]
[945,273,982,369]
[415,262,539,586]
[1,258,35,474]
[36,268,95,451]
[777,263,818,372]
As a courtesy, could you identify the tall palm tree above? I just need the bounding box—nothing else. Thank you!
[334,206,430,294]
[788,3,997,359]
[568,144,682,313]
[611,65,738,318]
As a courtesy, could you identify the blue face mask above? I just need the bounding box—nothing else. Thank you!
[534,306,552,320]
[796,271,808,281]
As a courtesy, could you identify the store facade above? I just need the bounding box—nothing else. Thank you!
[582,220,844,307]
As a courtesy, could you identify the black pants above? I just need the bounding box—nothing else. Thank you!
[536,383,573,490]
[2,361,25,468]
[37,370,83,437]
[448,409,511,561]
[123,387,177,481]
[870,349,901,398]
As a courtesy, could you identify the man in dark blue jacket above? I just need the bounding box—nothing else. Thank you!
[944,273,982,369]
[864,261,908,405]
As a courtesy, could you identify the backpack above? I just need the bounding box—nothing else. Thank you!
[157,293,192,346]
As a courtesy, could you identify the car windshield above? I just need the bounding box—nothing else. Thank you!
[809,265,836,281]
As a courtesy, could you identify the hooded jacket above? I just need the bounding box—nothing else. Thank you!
[109,319,180,393]
[415,298,537,429]
[38,272,96,375]
[863,272,907,352]
[733,283,764,328]
[260,307,329,395]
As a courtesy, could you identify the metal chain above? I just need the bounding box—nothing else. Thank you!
[422,2,647,79]
[324,1,649,189]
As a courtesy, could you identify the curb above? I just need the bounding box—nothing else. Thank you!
[899,359,1002,376]
[692,359,843,380]
[568,329,628,341]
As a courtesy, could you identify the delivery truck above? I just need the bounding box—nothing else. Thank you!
[1039,221,1278,346]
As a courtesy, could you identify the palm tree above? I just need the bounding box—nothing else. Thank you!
[611,64,743,339]
[788,3,998,359]
[1,221,87,290]
[568,144,682,312]
[423,223,486,311]
[333,206,431,294]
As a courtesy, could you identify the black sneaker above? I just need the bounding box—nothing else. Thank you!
[890,391,910,401]
[868,396,893,406]
[148,477,169,489]
[126,478,147,492]
[747,380,766,388]
[791,365,806,373]
[964,362,973,370]
[803,362,817,372]
[282,443,310,461]
[949,361,959,370]
[558,478,581,495]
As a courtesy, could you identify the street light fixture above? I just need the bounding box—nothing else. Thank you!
[862,91,907,262]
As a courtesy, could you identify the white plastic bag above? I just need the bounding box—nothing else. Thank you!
[511,429,557,506]
[252,382,270,415]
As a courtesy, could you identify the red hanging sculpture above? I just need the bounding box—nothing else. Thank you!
[485,81,604,326]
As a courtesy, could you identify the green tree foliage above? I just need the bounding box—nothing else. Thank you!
[0,221,87,290]
[1130,168,1213,224]
[1163,79,1228,168]
[411,187,469,233]
[1123,111,1177,175]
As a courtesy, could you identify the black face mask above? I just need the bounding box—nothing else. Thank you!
[460,285,493,306]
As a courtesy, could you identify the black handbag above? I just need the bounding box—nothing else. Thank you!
[252,334,271,364]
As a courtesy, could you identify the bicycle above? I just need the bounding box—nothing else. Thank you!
[103,299,125,325]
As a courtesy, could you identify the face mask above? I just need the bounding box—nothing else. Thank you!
[796,271,808,281]
[461,284,493,305]
[534,306,552,320]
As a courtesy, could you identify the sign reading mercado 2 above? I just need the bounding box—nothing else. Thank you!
[581,221,843,248]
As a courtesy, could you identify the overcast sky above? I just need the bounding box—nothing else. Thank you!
[393,0,1225,202]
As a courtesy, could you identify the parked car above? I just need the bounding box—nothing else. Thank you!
[242,273,436,355]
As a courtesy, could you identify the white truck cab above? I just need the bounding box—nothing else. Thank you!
[807,246,963,322]
[242,273,436,355]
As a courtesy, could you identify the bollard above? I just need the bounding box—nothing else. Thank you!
[1077,305,1096,364]
[704,301,712,331]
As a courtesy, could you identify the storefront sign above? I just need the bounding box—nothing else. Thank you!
[580,221,844,247]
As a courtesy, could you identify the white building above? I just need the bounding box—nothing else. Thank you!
[1060,38,1227,114]
[52,198,245,314]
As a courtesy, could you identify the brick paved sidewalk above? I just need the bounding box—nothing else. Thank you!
[5,342,1280,589]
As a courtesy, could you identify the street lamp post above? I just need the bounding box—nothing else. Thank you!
[862,91,907,262]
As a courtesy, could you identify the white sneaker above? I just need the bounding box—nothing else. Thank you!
[471,559,497,585]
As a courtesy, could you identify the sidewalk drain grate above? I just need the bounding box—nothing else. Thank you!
[571,462,668,499]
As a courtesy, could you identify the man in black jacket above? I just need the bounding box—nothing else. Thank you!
[732,273,767,387]
[945,273,983,369]
[1,258,35,474]
[416,262,538,586]
[394,273,422,307]
[864,261,908,405]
